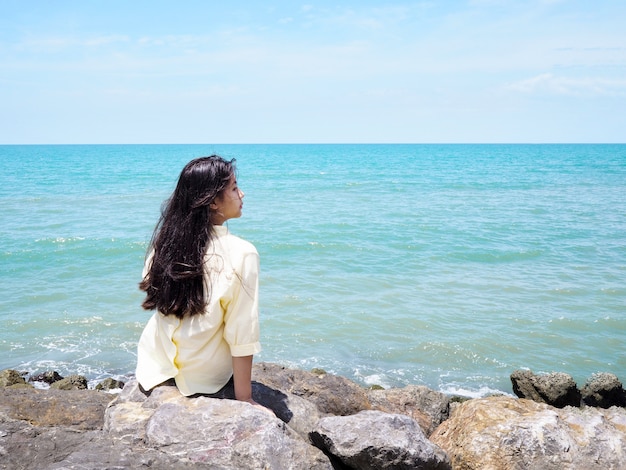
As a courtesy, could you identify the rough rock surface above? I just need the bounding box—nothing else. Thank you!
[368,384,451,436]
[95,377,126,391]
[581,372,626,408]
[0,370,30,388]
[510,369,582,407]
[311,410,452,469]
[252,362,371,416]
[28,371,63,385]
[49,374,88,391]
[252,380,323,440]
[0,387,114,429]
[1,416,211,470]
[104,379,332,469]
[0,387,118,470]
[430,395,626,470]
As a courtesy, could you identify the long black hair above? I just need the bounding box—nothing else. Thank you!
[139,155,235,318]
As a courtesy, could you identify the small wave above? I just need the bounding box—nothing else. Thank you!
[439,384,513,399]
[35,237,86,244]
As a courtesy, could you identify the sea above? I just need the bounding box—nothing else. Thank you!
[1,144,624,397]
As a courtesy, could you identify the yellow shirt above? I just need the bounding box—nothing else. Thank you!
[136,225,261,396]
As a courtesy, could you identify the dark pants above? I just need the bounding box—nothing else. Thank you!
[149,376,236,400]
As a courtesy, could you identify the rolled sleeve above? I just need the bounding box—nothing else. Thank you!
[223,251,261,357]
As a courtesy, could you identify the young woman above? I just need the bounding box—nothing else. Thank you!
[136,155,261,406]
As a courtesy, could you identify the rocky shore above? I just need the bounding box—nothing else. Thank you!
[1,364,625,469]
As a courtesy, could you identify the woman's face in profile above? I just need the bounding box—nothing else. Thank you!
[211,175,244,224]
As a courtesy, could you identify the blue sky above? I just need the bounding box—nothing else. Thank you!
[1,1,625,143]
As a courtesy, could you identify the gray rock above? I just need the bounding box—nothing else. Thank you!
[4,363,625,469]
[431,395,626,470]
[105,379,332,469]
[0,416,199,470]
[95,377,125,391]
[0,416,105,470]
[253,362,371,416]
[581,372,626,408]
[511,369,581,407]
[145,396,331,469]
[368,385,450,436]
[253,380,323,440]
[28,370,64,385]
[50,374,88,390]
[310,410,451,470]
[0,387,115,429]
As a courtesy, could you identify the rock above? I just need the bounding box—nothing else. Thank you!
[368,385,450,436]
[253,362,371,416]
[430,395,626,470]
[252,380,323,440]
[4,363,626,469]
[582,372,626,408]
[0,416,107,470]
[511,369,581,407]
[50,374,88,390]
[0,369,29,387]
[310,410,451,470]
[105,379,332,469]
[28,370,64,385]
[0,417,196,470]
[0,386,115,429]
[95,377,125,391]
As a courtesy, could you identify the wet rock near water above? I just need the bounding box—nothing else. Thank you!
[0,368,126,392]
[510,369,626,409]
[95,377,126,391]
[28,371,63,385]
[49,374,88,390]
[0,369,30,388]
[581,372,626,408]
[510,369,581,408]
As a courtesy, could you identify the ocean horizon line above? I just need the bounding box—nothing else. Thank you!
[1,142,625,147]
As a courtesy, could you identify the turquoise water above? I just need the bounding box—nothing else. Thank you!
[1,144,625,396]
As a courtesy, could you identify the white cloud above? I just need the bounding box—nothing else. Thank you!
[505,73,626,97]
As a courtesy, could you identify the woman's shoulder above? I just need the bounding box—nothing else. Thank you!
[223,231,258,256]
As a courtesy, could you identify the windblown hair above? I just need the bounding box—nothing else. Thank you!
[139,155,235,318]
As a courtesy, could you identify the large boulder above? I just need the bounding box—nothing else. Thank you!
[252,362,371,416]
[0,417,109,470]
[368,384,450,436]
[510,369,581,407]
[105,379,332,469]
[0,416,210,470]
[0,386,115,429]
[581,372,626,408]
[310,410,451,469]
[430,395,626,470]
[0,387,120,469]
